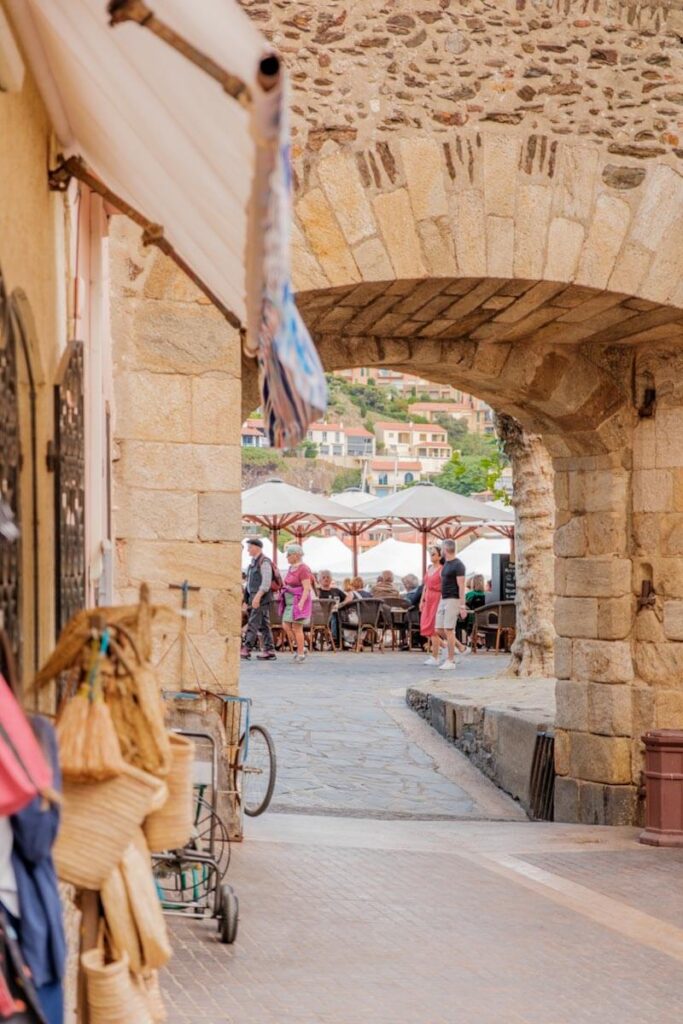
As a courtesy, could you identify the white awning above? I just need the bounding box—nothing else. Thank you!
[8,0,275,330]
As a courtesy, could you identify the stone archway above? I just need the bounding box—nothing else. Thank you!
[239,0,683,824]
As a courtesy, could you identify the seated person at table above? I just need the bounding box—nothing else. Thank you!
[317,570,346,647]
[402,574,423,609]
[456,574,487,645]
[371,570,401,601]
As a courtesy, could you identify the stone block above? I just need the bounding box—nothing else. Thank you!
[373,189,427,278]
[660,515,683,556]
[114,372,192,443]
[656,409,683,469]
[126,300,240,376]
[554,517,587,558]
[416,219,457,277]
[514,184,552,280]
[654,688,683,729]
[191,376,242,445]
[577,781,637,826]
[555,145,599,223]
[576,193,631,290]
[554,471,569,511]
[486,216,514,277]
[125,539,240,591]
[400,137,448,221]
[117,440,241,492]
[318,151,377,246]
[634,641,683,686]
[555,597,598,639]
[608,241,652,296]
[587,682,632,737]
[198,492,242,542]
[113,488,198,541]
[581,470,628,513]
[489,712,546,810]
[633,469,673,512]
[635,608,666,642]
[296,187,361,285]
[632,514,660,556]
[453,190,486,276]
[633,419,655,472]
[562,558,631,598]
[650,557,683,598]
[352,238,394,281]
[597,596,633,640]
[573,639,634,683]
[291,221,329,291]
[483,135,520,219]
[553,776,580,822]
[585,514,628,557]
[569,732,632,784]
[555,679,589,731]
[544,218,585,282]
[143,250,205,303]
[630,164,683,253]
[673,469,683,512]
[554,729,571,776]
[663,601,683,641]
[555,637,572,680]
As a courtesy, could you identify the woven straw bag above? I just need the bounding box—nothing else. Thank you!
[100,865,143,974]
[81,946,153,1024]
[120,840,172,970]
[54,764,165,890]
[138,971,167,1023]
[143,733,194,852]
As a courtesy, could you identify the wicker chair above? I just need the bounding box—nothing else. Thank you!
[306,598,336,652]
[471,601,516,653]
[269,601,290,651]
[338,598,385,652]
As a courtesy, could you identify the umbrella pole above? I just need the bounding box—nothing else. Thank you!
[421,530,427,578]
[272,525,278,565]
[352,532,358,578]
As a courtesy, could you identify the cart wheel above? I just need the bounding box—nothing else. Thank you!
[218,884,239,944]
[236,725,277,817]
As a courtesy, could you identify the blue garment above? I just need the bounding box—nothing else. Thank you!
[10,717,65,991]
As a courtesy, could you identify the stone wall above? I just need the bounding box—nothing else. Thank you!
[110,218,242,693]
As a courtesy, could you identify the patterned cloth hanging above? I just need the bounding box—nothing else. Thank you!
[247,81,327,449]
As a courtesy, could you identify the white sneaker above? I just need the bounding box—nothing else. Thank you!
[439,660,456,671]
[437,650,447,665]
[423,656,438,666]
[460,647,472,656]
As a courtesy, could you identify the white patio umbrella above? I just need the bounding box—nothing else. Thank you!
[330,489,375,509]
[242,478,366,564]
[361,482,514,575]
[302,536,354,576]
[358,538,423,582]
[456,538,511,580]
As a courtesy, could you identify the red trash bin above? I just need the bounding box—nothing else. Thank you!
[640,729,683,847]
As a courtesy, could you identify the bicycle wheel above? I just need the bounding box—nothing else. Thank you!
[236,724,277,817]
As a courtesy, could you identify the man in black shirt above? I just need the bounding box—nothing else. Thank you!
[317,570,345,648]
[435,539,467,671]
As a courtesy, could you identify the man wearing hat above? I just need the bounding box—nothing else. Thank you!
[242,538,277,660]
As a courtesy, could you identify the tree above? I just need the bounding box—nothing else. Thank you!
[331,467,362,492]
[432,435,508,497]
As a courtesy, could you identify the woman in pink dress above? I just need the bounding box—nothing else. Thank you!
[278,544,314,664]
[419,545,443,666]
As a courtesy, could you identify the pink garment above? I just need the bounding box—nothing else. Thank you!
[420,565,442,638]
[278,562,314,621]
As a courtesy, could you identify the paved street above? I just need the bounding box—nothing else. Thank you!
[164,655,683,1024]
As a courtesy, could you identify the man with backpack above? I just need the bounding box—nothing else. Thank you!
[241,538,279,661]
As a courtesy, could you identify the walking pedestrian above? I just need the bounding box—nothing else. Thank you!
[241,538,277,661]
[435,539,467,671]
[278,544,314,663]
[420,545,443,666]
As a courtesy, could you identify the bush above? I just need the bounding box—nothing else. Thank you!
[331,467,362,492]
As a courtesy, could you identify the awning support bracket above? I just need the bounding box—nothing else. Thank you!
[48,154,242,331]
[107,0,255,106]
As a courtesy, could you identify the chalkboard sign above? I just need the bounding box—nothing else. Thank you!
[488,553,516,603]
[503,562,517,601]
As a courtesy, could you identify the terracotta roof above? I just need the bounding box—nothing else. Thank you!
[373,421,413,431]
[370,459,422,471]
[408,402,473,412]
[344,427,374,437]
[307,422,344,432]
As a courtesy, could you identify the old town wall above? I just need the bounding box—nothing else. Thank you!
[109,219,242,693]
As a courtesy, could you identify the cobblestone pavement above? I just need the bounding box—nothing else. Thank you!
[164,654,683,1024]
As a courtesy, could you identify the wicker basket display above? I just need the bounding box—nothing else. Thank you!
[143,733,194,853]
[54,764,165,890]
[81,947,153,1024]
[120,842,172,970]
[100,865,143,974]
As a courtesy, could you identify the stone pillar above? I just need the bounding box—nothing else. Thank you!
[496,414,555,677]
[109,218,242,692]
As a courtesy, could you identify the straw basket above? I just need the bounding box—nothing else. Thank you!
[120,842,172,970]
[139,971,167,1024]
[143,733,194,852]
[81,947,153,1024]
[101,865,143,974]
[54,764,165,890]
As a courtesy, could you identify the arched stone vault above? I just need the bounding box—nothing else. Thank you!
[239,0,683,826]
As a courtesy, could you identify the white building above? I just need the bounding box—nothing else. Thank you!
[367,459,423,496]
[241,418,270,448]
[373,421,452,474]
[407,400,494,435]
[306,421,375,463]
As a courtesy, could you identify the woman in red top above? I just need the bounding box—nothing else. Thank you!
[419,545,443,666]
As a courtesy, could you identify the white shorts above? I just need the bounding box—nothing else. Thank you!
[435,598,459,631]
